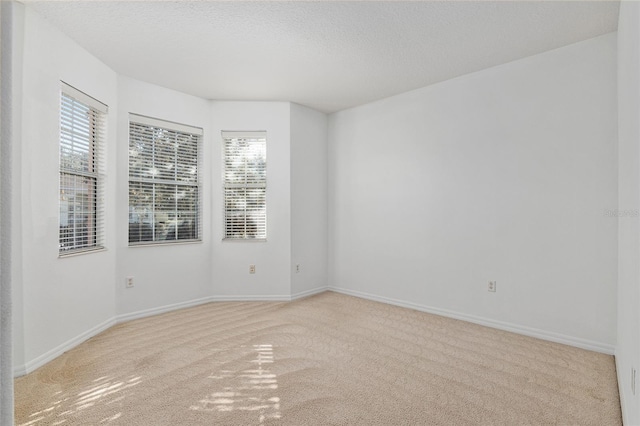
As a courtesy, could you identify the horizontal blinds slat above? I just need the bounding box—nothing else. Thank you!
[60,87,106,254]
[223,134,267,239]
[60,93,102,175]
[222,131,266,139]
[224,194,267,237]
[127,178,199,186]
[129,182,200,243]
[128,116,202,245]
[223,137,266,187]
[129,121,199,184]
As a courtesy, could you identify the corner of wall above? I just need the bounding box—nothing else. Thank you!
[289,103,329,298]
[616,1,640,425]
[4,0,25,377]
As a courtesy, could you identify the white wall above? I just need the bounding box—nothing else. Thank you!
[11,3,322,372]
[11,3,621,403]
[7,0,24,376]
[211,101,292,298]
[17,6,118,370]
[328,33,618,352]
[115,76,213,316]
[290,103,328,298]
[1,2,18,423]
[617,2,640,424]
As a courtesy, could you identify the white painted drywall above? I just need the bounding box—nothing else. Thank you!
[11,5,314,371]
[211,101,292,298]
[290,103,328,297]
[328,33,618,349]
[1,1,16,423]
[17,6,118,366]
[10,2,622,397]
[22,1,620,114]
[115,76,213,316]
[6,0,24,378]
[617,3,640,424]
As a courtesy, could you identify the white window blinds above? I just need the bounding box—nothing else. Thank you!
[59,82,107,255]
[223,131,267,240]
[128,114,202,245]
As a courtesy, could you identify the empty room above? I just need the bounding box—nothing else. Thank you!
[1,0,639,424]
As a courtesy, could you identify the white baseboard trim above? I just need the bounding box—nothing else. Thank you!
[16,285,613,377]
[615,355,629,426]
[13,289,326,376]
[291,286,328,301]
[116,296,216,323]
[209,294,292,302]
[16,317,116,377]
[13,365,27,378]
[118,292,318,324]
[328,287,615,355]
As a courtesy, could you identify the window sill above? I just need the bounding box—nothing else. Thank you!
[222,238,267,242]
[59,246,107,258]
[128,239,202,248]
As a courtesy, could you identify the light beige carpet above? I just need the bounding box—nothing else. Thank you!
[15,291,621,425]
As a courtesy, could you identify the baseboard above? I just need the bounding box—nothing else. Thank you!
[16,286,613,378]
[14,294,289,376]
[16,317,116,377]
[615,355,629,426]
[13,365,27,377]
[116,296,215,323]
[291,286,328,301]
[328,287,615,355]
[209,294,292,302]
[116,291,328,324]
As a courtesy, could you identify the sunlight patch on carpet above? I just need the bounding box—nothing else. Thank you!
[191,344,281,423]
[17,375,141,426]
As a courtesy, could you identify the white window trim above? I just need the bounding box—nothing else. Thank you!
[131,113,203,136]
[222,130,267,241]
[58,82,107,257]
[128,114,203,246]
[61,82,108,114]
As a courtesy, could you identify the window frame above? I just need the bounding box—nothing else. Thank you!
[127,113,203,247]
[58,82,107,257]
[222,131,267,241]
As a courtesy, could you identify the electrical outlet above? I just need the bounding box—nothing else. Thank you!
[249,265,256,274]
[632,367,637,395]
[488,281,496,292]
[126,276,134,288]
[296,264,300,273]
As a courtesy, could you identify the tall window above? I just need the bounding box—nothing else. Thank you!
[128,114,202,245]
[223,131,267,240]
[59,83,107,255]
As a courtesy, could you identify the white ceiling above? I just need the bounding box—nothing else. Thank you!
[25,1,620,113]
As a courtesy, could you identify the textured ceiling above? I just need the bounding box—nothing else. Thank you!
[25,1,620,113]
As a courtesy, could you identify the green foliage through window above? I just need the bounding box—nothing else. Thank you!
[128,116,202,245]
[223,132,267,240]
[59,85,106,255]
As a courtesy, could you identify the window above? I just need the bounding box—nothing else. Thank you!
[223,131,267,240]
[59,83,107,255]
[128,114,202,245]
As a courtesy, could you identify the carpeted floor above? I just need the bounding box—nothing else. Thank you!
[15,291,621,425]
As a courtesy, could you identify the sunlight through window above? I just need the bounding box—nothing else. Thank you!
[18,375,142,426]
[190,344,281,423]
